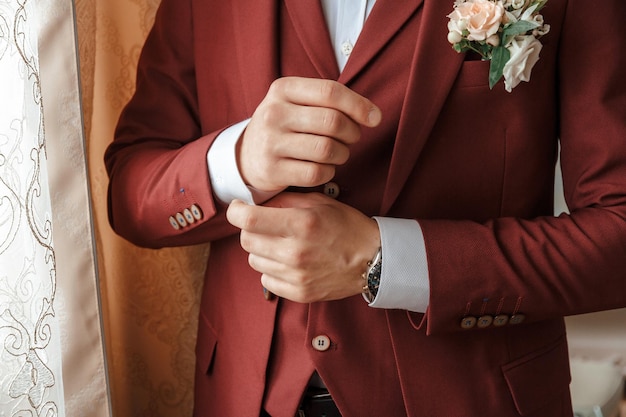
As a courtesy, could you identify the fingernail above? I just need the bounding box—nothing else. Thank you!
[368,107,382,126]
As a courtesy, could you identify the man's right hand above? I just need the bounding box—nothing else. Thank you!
[237,77,382,193]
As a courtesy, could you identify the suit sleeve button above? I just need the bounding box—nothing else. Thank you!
[175,212,188,227]
[169,216,181,230]
[460,316,477,329]
[493,315,509,327]
[510,314,526,325]
[190,204,203,220]
[477,315,494,328]
[183,208,195,224]
[312,335,331,352]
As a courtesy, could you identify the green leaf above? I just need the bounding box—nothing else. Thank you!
[477,42,491,56]
[503,20,541,40]
[489,46,510,89]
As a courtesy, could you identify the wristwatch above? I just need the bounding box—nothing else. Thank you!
[362,247,382,303]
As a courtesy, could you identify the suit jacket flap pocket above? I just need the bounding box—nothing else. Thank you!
[502,336,571,416]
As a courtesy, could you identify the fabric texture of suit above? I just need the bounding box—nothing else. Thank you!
[105,0,626,415]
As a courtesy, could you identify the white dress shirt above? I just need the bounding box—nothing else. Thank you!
[206,0,430,313]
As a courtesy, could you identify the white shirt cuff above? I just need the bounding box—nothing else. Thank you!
[207,119,278,205]
[368,217,430,313]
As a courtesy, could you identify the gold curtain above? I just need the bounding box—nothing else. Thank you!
[75,1,209,415]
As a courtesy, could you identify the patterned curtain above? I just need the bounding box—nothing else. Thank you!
[76,0,208,415]
[0,0,66,412]
[0,0,98,415]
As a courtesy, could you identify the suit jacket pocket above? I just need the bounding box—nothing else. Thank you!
[196,314,218,375]
[454,60,491,89]
[502,336,571,416]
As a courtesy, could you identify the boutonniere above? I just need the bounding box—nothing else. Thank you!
[446,0,550,92]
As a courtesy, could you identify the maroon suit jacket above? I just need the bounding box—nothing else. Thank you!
[105,0,626,416]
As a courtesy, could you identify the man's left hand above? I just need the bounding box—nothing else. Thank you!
[226,192,380,303]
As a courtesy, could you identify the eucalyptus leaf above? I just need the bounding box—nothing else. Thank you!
[489,46,510,89]
[503,20,541,38]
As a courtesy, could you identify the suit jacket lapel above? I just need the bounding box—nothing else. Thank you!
[339,0,423,85]
[231,0,281,114]
[283,0,424,83]
[283,0,339,80]
[380,0,466,215]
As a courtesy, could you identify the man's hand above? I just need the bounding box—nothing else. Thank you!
[226,193,381,303]
[238,77,382,193]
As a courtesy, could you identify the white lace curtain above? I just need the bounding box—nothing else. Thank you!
[0,0,109,415]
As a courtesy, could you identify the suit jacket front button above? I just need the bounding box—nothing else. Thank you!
[323,182,340,199]
[460,316,477,330]
[312,335,331,352]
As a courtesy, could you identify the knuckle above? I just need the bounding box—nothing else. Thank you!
[293,281,314,303]
[293,249,311,269]
[292,269,308,284]
[297,210,320,235]
[319,79,340,101]
[240,211,257,231]
[313,137,335,161]
[269,77,287,95]
[247,253,260,271]
[303,163,333,185]
[259,101,283,126]
[291,290,308,304]
[335,146,350,165]
[282,242,306,268]
[239,231,253,251]
[321,109,342,132]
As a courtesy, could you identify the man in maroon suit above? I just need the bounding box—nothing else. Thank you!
[105,0,626,415]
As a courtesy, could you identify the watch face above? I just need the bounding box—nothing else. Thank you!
[367,254,382,298]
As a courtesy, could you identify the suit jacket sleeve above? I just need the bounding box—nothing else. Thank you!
[105,0,239,248]
[419,1,626,334]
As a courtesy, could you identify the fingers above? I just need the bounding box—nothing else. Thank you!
[270,132,350,165]
[226,199,294,237]
[277,105,364,147]
[226,195,320,259]
[238,77,382,193]
[269,77,382,131]
[226,194,379,303]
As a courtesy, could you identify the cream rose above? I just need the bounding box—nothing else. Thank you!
[502,36,542,92]
[447,0,505,42]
